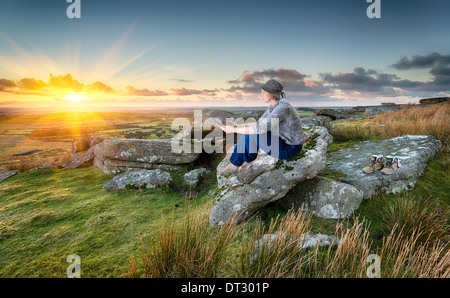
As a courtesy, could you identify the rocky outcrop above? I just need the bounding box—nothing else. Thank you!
[276,176,363,219]
[209,126,333,226]
[0,170,19,182]
[29,163,60,171]
[419,97,449,105]
[11,149,43,156]
[326,135,442,199]
[93,137,200,175]
[184,167,211,188]
[256,232,340,252]
[299,116,332,130]
[64,146,96,169]
[352,105,399,115]
[71,136,92,154]
[314,109,348,120]
[64,135,201,175]
[381,102,398,107]
[103,169,172,191]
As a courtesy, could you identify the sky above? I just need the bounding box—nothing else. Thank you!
[0,0,449,109]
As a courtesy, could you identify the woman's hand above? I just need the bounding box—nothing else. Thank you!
[220,125,235,134]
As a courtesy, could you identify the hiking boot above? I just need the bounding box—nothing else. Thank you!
[362,155,384,174]
[380,156,402,175]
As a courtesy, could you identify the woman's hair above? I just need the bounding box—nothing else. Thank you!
[262,89,278,100]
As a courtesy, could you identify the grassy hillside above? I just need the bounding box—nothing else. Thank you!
[0,165,219,277]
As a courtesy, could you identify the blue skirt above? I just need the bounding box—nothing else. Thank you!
[229,131,303,167]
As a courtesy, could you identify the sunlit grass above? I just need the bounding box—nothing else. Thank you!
[369,102,450,142]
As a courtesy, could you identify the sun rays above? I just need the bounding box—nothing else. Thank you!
[0,22,165,94]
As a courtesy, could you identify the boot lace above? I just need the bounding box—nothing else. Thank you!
[385,160,393,170]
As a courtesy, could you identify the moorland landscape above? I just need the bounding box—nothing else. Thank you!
[0,98,448,277]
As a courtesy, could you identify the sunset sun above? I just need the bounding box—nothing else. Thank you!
[63,93,87,102]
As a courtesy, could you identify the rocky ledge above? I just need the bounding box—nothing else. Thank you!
[64,135,201,175]
[209,126,333,226]
[276,134,442,219]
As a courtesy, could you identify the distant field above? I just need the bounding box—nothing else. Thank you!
[0,111,195,171]
[297,110,315,117]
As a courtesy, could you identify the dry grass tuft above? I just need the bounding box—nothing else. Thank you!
[129,194,240,278]
[309,217,371,278]
[235,207,313,278]
[378,224,450,278]
[380,196,449,247]
[369,103,450,142]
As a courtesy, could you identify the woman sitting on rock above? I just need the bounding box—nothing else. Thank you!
[218,79,305,174]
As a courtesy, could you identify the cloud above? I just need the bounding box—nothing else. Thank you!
[0,74,121,96]
[86,81,115,93]
[228,68,308,86]
[390,52,450,70]
[170,87,219,96]
[126,86,169,96]
[391,52,450,91]
[170,87,203,96]
[48,74,84,92]
[170,78,193,83]
[0,78,18,92]
[226,67,328,94]
[2,53,449,106]
[320,67,422,92]
[17,78,48,90]
[0,100,20,106]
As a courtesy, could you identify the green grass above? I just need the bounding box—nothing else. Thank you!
[3,130,34,135]
[0,166,215,277]
[297,110,315,117]
[327,141,358,153]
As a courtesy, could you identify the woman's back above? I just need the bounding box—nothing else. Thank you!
[255,98,305,146]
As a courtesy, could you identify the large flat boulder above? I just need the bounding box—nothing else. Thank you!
[326,135,442,199]
[64,146,96,169]
[209,126,333,226]
[90,137,200,175]
[276,176,364,219]
[103,169,172,191]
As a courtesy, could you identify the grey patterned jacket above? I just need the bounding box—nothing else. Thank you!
[253,98,305,145]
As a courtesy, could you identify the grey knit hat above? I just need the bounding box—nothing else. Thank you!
[261,79,286,100]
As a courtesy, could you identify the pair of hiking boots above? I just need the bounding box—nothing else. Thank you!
[362,155,402,175]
